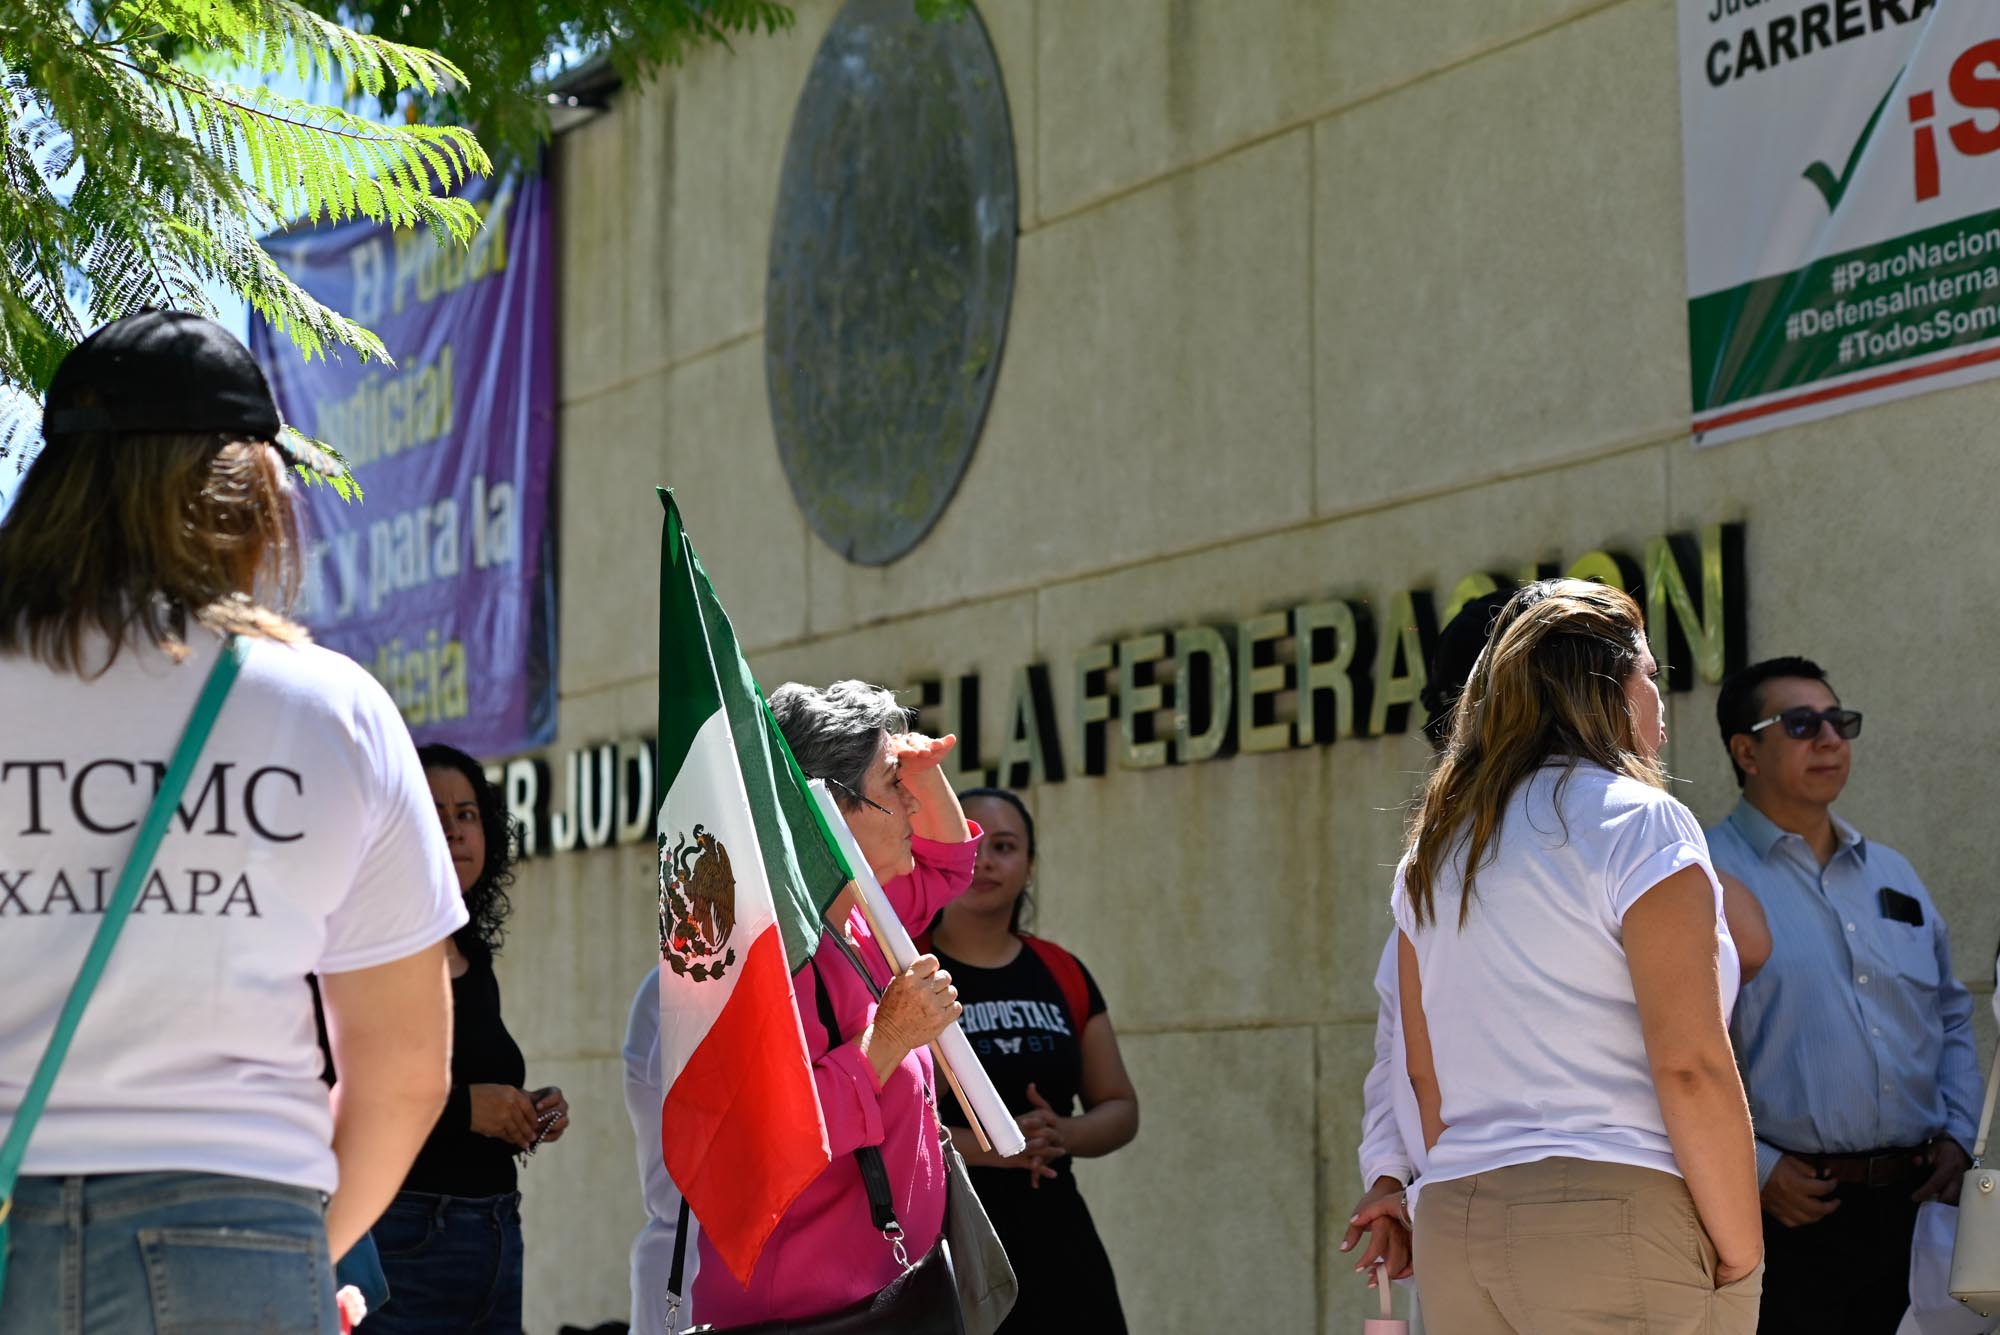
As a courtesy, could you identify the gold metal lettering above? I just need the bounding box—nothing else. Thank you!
[1294,600,1373,745]
[548,749,580,853]
[1516,558,1562,587]
[1173,626,1234,763]
[1074,643,1117,777]
[1116,633,1172,769]
[953,675,986,779]
[1367,590,1435,737]
[579,744,617,850]
[997,664,1065,786]
[615,738,656,845]
[1235,611,1293,755]
[504,757,549,859]
[1564,549,1642,593]
[1644,524,1743,690]
[1441,572,1508,627]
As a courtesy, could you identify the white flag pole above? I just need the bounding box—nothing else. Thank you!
[809,780,1027,1159]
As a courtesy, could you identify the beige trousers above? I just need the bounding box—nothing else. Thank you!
[1412,1158,1763,1335]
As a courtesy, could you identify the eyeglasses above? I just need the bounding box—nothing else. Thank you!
[1748,707,1863,741]
[823,776,894,817]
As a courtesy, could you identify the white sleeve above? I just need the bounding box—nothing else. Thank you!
[623,967,684,1226]
[317,678,466,974]
[623,966,694,1326]
[1357,930,1414,1188]
[1608,792,1718,923]
[1388,855,1417,938]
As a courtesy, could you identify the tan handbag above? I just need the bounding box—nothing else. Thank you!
[1948,1043,2000,1315]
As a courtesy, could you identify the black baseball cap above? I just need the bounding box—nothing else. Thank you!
[44,309,283,443]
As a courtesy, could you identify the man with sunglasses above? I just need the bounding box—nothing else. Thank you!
[1707,656,1980,1334]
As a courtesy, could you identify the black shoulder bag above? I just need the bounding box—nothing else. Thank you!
[664,945,963,1335]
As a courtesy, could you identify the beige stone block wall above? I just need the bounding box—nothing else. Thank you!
[556,4,839,401]
[753,592,1039,728]
[1324,0,1621,109]
[515,1056,643,1328]
[503,0,2000,1330]
[494,681,659,1333]
[1315,0,1688,512]
[1034,0,1337,218]
[1083,1028,1322,1333]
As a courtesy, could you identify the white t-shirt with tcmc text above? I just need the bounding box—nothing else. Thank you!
[1390,761,1738,1190]
[0,630,465,1193]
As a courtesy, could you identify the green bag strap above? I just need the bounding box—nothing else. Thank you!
[0,634,247,1225]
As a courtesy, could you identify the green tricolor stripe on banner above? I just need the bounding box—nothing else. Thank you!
[1691,206,2000,414]
[657,488,850,970]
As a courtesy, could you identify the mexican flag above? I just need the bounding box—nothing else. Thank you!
[653,488,853,1283]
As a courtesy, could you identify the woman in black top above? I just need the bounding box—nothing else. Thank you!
[364,743,570,1334]
[927,787,1139,1334]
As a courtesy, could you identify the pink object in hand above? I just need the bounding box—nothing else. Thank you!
[1363,1262,1408,1334]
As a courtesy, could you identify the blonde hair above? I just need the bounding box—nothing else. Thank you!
[0,431,305,674]
[1403,578,1662,928]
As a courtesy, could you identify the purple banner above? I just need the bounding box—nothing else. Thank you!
[251,172,557,756]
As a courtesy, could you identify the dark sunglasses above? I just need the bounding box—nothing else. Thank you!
[822,776,894,818]
[1748,707,1863,741]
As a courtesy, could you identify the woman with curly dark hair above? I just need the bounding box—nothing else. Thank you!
[422,742,517,956]
[360,743,571,1333]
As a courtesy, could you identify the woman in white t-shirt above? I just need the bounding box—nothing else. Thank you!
[0,312,464,1334]
[1392,578,1763,1335]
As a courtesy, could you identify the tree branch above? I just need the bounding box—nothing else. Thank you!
[106,54,457,150]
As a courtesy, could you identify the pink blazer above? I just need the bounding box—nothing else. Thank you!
[692,827,980,1324]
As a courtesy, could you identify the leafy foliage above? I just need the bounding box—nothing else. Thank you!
[305,0,975,167]
[301,0,794,166]
[0,0,491,490]
[0,0,980,503]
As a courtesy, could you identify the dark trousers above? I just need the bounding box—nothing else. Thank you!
[1758,1179,1921,1335]
[365,1190,524,1334]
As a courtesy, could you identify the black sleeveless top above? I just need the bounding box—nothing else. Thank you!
[313,939,527,1198]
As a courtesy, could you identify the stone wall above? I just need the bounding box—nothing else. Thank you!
[512,2,2000,1329]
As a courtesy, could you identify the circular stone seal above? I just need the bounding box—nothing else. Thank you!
[765,0,1018,566]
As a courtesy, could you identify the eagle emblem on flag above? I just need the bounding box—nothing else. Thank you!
[658,825,739,982]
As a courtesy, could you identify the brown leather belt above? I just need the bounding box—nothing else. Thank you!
[1789,1144,1933,1189]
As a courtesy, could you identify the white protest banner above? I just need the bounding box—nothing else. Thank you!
[1679,0,2000,443]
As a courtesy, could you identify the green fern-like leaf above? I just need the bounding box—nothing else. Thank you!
[0,0,495,504]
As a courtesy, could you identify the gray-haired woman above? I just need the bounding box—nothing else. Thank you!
[687,681,982,1325]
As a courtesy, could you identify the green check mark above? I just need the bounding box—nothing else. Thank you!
[1804,73,1901,213]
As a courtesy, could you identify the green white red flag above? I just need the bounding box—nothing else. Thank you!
[652,488,852,1283]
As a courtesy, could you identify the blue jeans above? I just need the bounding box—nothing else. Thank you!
[365,1190,522,1334]
[0,1171,335,1335]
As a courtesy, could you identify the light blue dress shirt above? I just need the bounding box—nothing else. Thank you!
[1707,799,1981,1186]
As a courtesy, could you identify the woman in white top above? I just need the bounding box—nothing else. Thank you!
[0,312,463,1334]
[1393,579,1763,1334]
